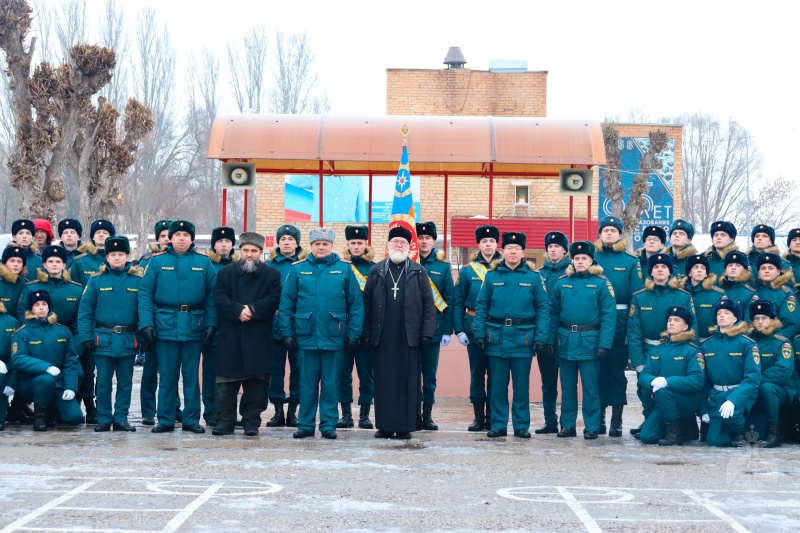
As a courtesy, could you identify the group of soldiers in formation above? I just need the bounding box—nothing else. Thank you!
[0,212,799,448]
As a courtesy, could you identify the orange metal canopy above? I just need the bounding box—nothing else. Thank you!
[207,114,606,176]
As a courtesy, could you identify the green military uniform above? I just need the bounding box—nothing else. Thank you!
[663,244,698,280]
[278,243,364,437]
[704,244,739,278]
[473,251,550,436]
[548,258,616,435]
[593,232,644,415]
[718,272,757,311]
[702,319,761,447]
[0,304,19,428]
[0,257,29,319]
[749,318,794,444]
[637,329,705,444]
[77,253,142,429]
[747,246,790,271]
[22,271,83,348]
[11,309,83,425]
[56,218,84,271]
[138,222,218,432]
[70,243,107,287]
[20,245,42,282]
[753,254,799,340]
[680,276,725,342]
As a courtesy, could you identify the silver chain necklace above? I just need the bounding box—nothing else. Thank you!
[387,260,406,300]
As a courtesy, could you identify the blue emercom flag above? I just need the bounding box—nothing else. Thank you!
[388,143,419,260]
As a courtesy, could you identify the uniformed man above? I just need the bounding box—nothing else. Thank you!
[137,219,179,423]
[718,251,757,311]
[747,224,790,270]
[473,231,550,439]
[662,219,698,279]
[415,222,454,430]
[593,216,643,436]
[0,298,19,430]
[9,219,42,282]
[636,225,666,279]
[754,253,799,339]
[535,231,572,434]
[748,300,794,448]
[56,218,84,270]
[138,220,218,434]
[77,236,141,432]
[679,255,726,343]
[33,219,54,249]
[23,245,87,421]
[10,290,83,430]
[266,224,306,428]
[338,225,376,430]
[0,245,31,424]
[201,226,238,427]
[279,227,364,439]
[70,219,116,286]
[453,224,502,432]
[704,221,739,277]
[549,241,616,439]
[628,254,696,435]
[783,228,800,288]
[637,306,705,446]
[702,297,760,447]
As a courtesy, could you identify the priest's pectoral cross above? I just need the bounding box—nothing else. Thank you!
[392,283,400,299]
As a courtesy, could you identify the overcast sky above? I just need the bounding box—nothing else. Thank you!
[82,1,800,188]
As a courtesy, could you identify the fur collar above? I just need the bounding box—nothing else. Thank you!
[663,244,698,260]
[755,318,783,336]
[36,269,73,283]
[660,329,696,343]
[0,301,6,314]
[419,249,446,262]
[343,246,375,263]
[710,321,752,337]
[644,277,681,291]
[24,311,58,324]
[765,269,795,289]
[149,243,167,254]
[268,248,306,262]
[207,249,240,263]
[748,245,780,256]
[679,275,718,291]
[473,251,502,263]
[0,263,21,284]
[595,238,628,253]
[783,250,800,261]
[78,242,99,255]
[706,242,739,260]
[565,264,604,277]
[97,264,140,275]
[7,240,39,255]
[489,259,536,272]
[719,270,752,286]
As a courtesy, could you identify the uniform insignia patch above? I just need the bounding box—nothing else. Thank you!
[607,282,615,298]
[12,342,17,354]
[788,297,796,313]
[127,288,138,292]
[629,305,635,317]
[329,270,342,274]
[29,340,41,345]
[782,344,792,359]
[752,346,760,365]
[697,353,705,370]
[519,283,531,287]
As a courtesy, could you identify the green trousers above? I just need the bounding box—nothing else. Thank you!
[95,354,135,425]
[156,340,202,428]
[488,356,532,431]
[559,358,601,431]
[298,349,342,434]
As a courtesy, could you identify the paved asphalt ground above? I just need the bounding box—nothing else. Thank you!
[1,369,799,532]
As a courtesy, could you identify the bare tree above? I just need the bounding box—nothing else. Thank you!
[269,31,330,114]
[750,176,800,232]
[678,112,762,233]
[226,25,268,113]
[54,0,87,60]
[97,0,128,110]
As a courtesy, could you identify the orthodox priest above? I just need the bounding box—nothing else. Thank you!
[363,226,436,439]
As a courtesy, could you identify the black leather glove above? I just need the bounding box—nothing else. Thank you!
[422,336,433,347]
[534,342,553,359]
[81,340,95,355]
[596,347,610,359]
[283,336,298,351]
[141,327,156,347]
[201,326,217,347]
[345,338,359,352]
[475,338,486,350]
[361,336,370,348]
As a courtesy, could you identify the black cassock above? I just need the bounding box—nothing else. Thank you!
[373,260,421,433]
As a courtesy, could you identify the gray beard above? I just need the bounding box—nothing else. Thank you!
[239,259,258,273]
[389,250,408,264]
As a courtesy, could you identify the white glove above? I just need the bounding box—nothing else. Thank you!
[62,389,75,401]
[440,335,452,347]
[701,414,710,424]
[0,360,6,374]
[46,366,61,377]
[456,332,470,346]
[635,365,644,372]
[650,377,667,391]
[719,400,735,419]
[3,386,14,397]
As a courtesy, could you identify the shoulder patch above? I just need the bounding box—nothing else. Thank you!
[782,344,793,359]
[696,353,705,370]
[752,346,760,365]
[292,259,307,265]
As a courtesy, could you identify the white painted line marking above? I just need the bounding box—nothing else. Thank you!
[16,528,156,533]
[58,507,185,513]
[681,489,752,533]
[597,518,721,523]
[0,480,99,533]
[555,486,602,533]
[159,481,224,533]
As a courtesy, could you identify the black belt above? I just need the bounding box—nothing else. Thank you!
[157,304,205,312]
[96,322,137,333]
[487,317,535,326]
[560,323,600,332]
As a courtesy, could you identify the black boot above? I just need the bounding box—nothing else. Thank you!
[422,403,438,430]
[468,402,485,432]
[700,421,709,442]
[33,406,47,432]
[630,424,643,436]
[266,401,285,427]
[609,405,623,437]
[84,398,98,425]
[763,421,781,448]
[729,432,745,448]
[358,404,374,429]
[598,406,607,435]
[7,397,34,424]
[658,420,683,446]
[337,403,354,428]
[286,401,299,427]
